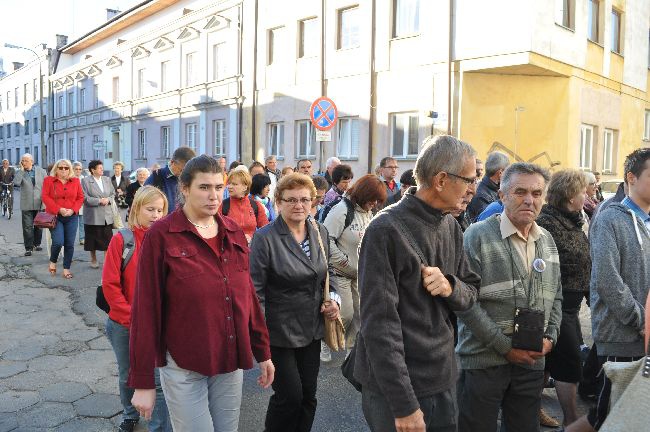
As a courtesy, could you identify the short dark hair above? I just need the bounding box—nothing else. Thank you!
[311,175,329,191]
[624,148,650,181]
[380,157,396,168]
[229,161,242,171]
[332,164,353,184]
[88,160,103,172]
[297,159,312,169]
[347,175,387,207]
[179,155,223,190]
[399,169,416,187]
[172,146,196,164]
[250,173,272,195]
[249,161,265,172]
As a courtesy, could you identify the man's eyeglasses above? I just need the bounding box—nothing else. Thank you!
[281,197,312,205]
[447,172,479,185]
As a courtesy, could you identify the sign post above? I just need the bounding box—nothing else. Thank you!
[309,97,338,173]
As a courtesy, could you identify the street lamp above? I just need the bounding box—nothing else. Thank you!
[4,43,47,166]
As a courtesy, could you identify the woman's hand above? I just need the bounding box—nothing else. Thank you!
[99,197,109,206]
[131,389,156,420]
[321,300,340,321]
[257,359,275,389]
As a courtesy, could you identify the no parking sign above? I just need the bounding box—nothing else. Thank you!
[310,97,338,141]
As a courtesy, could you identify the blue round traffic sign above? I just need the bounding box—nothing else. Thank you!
[310,97,338,131]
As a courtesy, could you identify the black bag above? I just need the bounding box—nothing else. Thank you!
[341,345,362,392]
[511,307,545,352]
[95,229,136,314]
[317,196,355,230]
[221,196,259,219]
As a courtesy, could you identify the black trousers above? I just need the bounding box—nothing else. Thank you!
[21,210,42,251]
[265,339,321,432]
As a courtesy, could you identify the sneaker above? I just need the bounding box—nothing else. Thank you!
[320,341,331,362]
[34,246,42,251]
[24,250,32,256]
[118,418,139,432]
[539,408,560,428]
[79,239,84,245]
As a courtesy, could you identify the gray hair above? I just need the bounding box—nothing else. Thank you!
[414,135,477,188]
[136,167,151,177]
[113,161,125,170]
[326,157,341,168]
[500,162,551,193]
[265,155,277,163]
[485,151,510,177]
[21,153,34,162]
[584,171,596,184]
[72,161,83,168]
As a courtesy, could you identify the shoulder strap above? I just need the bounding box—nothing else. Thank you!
[248,196,259,219]
[222,198,231,216]
[394,213,428,266]
[309,217,330,301]
[118,228,135,272]
[343,197,355,231]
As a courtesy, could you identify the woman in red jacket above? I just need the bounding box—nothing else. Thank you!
[219,168,269,243]
[41,159,84,279]
[129,155,274,431]
[103,185,170,432]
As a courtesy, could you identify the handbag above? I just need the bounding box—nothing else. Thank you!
[308,217,346,352]
[111,198,124,229]
[34,211,57,229]
[341,344,362,391]
[600,355,650,431]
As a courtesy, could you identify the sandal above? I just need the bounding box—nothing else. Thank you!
[89,262,99,269]
[62,271,73,279]
[48,264,56,276]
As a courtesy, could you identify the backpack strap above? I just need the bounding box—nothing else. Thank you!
[248,196,259,220]
[118,228,135,272]
[222,198,231,216]
[342,197,355,231]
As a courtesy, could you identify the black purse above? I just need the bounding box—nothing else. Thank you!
[511,307,544,352]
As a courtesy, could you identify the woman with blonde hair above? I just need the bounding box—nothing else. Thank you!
[219,168,268,242]
[112,161,130,209]
[103,185,171,432]
[41,159,84,279]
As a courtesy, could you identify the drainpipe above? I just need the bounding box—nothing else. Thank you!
[319,0,326,173]
[367,0,376,174]
[237,4,244,161]
[447,0,454,136]
[250,0,259,162]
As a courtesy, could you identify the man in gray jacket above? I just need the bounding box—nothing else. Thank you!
[13,153,47,256]
[355,135,480,432]
[567,149,650,432]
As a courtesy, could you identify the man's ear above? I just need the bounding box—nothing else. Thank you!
[498,190,504,200]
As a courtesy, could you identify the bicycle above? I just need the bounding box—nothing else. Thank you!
[1,183,13,219]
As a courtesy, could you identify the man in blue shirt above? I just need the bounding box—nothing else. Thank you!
[144,146,195,210]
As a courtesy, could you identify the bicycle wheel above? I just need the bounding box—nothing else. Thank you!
[7,194,12,219]
[1,194,6,218]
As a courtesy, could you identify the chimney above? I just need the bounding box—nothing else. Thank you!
[56,34,68,49]
[107,9,121,20]
[12,62,24,71]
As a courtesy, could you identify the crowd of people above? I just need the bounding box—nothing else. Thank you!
[4,134,648,432]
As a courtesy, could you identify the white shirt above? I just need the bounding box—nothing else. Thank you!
[93,176,104,193]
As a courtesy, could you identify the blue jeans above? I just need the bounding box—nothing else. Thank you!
[105,318,172,431]
[50,214,78,269]
[78,215,85,242]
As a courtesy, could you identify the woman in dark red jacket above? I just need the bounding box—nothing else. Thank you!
[102,185,170,432]
[129,155,274,431]
[41,159,84,279]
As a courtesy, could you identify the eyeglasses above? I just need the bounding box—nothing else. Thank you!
[281,197,312,205]
[384,166,399,170]
[447,172,479,185]
[58,166,70,171]
[315,195,324,200]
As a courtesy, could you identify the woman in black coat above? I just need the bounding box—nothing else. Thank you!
[536,169,591,427]
[111,161,130,209]
[249,173,340,432]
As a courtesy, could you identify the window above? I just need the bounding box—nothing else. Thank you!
[0,95,3,112]
[14,88,18,107]
[214,120,226,156]
[186,123,197,151]
[7,150,11,164]
[161,126,171,158]
[33,78,38,101]
[93,135,101,159]
[79,88,86,112]
[93,84,99,109]
[41,115,46,133]
[338,117,359,159]
[7,123,10,138]
[268,123,285,157]
[15,123,20,136]
[68,138,75,160]
[643,110,650,141]
[138,129,147,159]
[611,9,622,54]
[58,95,64,117]
[587,0,599,42]
[299,18,318,58]
[186,53,196,86]
[24,120,29,135]
[33,117,37,134]
[112,77,120,103]
[6,91,10,110]
[23,83,28,104]
[268,27,285,65]
[338,7,359,49]
[57,140,64,159]
[391,112,419,157]
[295,120,316,158]
[213,43,228,81]
[603,129,614,173]
[0,126,3,139]
[556,0,574,29]
[137,69,145,98]
[68,91,74,115]
[32,147,38,165]
[580,124,594,169]
[79,136,86,161]
[161,61,169,92]
[393,0,420,37]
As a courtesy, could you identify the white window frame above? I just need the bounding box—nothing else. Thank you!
[644,110,650,141]
[393,0,420,38]
[68,138,75,161]
[93,84,99,109]
[186,52,196,86]
[338,6,360,50]
[213,43,228,81]
[112,77,120,103]
[390,112,419,158]
[79,136,86,161]
[268,27,285,65]
[186,123,197,151]
[161,61,169,92]
[213,119,226,156]
[67,91,74,115]
[611,9,622,54]
[295,120,316,158]
[603,129,614,173]
[555,0,574,29]
[137,69,145,98]
[299,18,318,58]
[58,95,64,117]
[79,88,86,112]
[587,0,599,42]
[337,117,360,159]
[138,129,147,159]
[161,126,171,158]
[268,122,285,157]
[93,135,101,159]
[580,124,594,170]
[57,140,64,160]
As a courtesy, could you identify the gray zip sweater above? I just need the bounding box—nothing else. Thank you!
[590,202,650,357]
